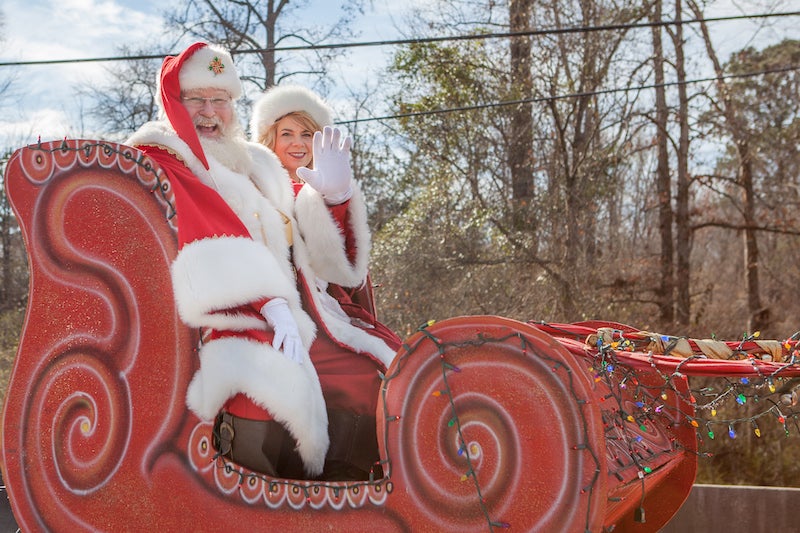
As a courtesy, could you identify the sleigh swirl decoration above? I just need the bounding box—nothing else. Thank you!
[14,142,169,501]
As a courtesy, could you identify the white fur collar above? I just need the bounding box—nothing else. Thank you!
[126,121,294,214]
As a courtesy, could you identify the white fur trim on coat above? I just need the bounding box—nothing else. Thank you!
[313,299,397,368]
[294,184,371,287]
[186,336,329,476]
[127,121,293,217]
[170,236,314,345]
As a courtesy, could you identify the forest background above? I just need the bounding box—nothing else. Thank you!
[1,0,799,488]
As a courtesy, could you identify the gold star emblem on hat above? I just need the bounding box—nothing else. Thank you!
[208,56,225,75]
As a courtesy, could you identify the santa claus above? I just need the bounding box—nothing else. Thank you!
[126,42,400,480]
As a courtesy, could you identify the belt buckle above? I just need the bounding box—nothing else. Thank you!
[216,416,235,456]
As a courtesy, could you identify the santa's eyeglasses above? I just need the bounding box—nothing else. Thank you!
[181,96,232,110]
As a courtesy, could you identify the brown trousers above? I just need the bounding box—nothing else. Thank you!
[213,409,380,480]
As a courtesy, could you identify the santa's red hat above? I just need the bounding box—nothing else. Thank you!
[158,42,242,170]
[250,85,334,142]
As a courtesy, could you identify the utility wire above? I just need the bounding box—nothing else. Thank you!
[335,63,800,125]
[1,8,796,129]
[1,10,798,67]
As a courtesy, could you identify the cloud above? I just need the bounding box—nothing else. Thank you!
[5,0,156,58]
[1,0,160,148]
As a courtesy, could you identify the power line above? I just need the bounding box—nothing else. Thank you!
[268,10,800,53]
[335,63,800,125]
[1,10,798,68]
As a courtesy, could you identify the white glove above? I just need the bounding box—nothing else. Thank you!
[260,298,305,364]
[296,126,353,205]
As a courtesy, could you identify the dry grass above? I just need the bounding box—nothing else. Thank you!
[0,308,23,411]
[0,347,15,411]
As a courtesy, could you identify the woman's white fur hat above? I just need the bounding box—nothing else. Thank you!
[250,85,334,141]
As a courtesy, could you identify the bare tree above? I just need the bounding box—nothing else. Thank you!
[534,0,649,319]
[669,0,692,327]
[165,0,366,92]
[651,0,675,324]
[371,0,653,331]
[0,10,13,97]
[0,11,26,324]
[76,46,162,140]
[688,0,767,333]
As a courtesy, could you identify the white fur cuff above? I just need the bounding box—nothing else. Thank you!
[295,184,370,287]
[171,236,295,330]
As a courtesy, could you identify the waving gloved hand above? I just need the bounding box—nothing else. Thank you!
[296,126,353,205]
[260,298,306,364]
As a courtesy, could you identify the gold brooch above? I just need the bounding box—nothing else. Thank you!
[208,56,225,75]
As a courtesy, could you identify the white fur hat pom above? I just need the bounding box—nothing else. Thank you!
[250,85,334,141]
[178,44,242,99]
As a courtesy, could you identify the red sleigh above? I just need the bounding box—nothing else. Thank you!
[4,140,800,532]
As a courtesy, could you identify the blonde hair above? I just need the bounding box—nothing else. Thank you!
[259,111,321,153]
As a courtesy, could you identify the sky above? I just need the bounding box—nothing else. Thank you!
[0,0,413,148]
[1,0,799,151]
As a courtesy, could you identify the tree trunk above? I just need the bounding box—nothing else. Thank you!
[651,0,675,325]
[508,0,535,230]
[740,147,766,332]
[672,0,692,326]
[260,0,281,88]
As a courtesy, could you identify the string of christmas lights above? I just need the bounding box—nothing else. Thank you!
[579,324,800,449]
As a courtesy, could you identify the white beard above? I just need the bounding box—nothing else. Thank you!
[199,123,253,175]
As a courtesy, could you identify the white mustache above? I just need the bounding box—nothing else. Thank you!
[195,117,222,128]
